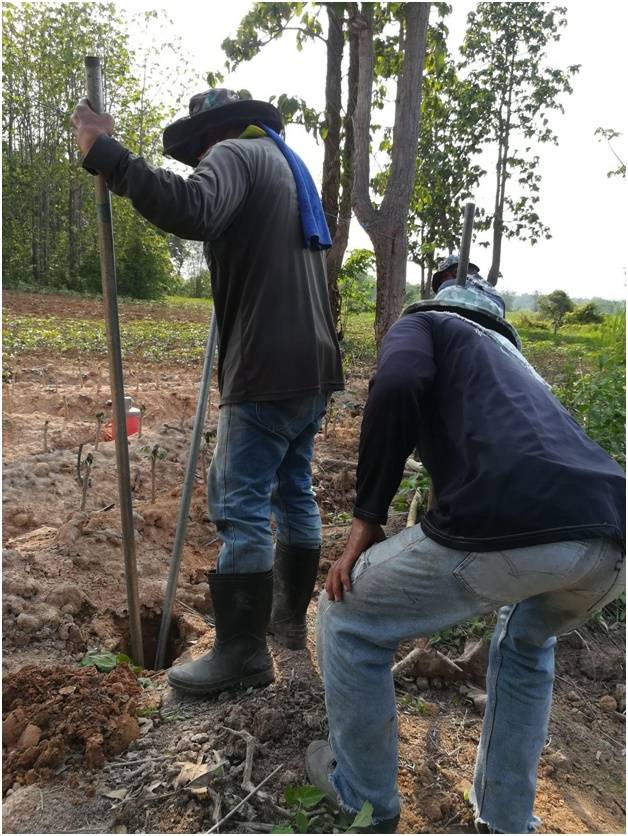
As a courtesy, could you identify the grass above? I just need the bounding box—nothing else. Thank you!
[3,314,211,364]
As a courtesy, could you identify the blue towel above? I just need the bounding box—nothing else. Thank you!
[261,123,332,250]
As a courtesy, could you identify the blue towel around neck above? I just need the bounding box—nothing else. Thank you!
[260,123,332,251]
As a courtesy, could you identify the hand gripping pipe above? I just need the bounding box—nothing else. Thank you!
[154,310,218,669]
[84,56,144,666]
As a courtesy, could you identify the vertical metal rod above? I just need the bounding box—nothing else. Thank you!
[456,202,476,286]
[84,56,144,667]
[155,311,218,669]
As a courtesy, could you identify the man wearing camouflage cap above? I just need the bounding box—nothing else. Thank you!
[72,88,344,695]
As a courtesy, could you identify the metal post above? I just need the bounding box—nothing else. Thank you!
[456,202,476,286]
[155,311,218,669]
[84,56,144,667]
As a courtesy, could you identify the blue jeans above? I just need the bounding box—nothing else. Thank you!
[208,394,327,573]
[316,527,625,831]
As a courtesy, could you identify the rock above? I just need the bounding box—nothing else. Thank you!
[252,707,285,741]
[578,649,624,681]
[430,678,444,689]
[424,798,443,822]
[614,684,626,712]
[44,583,87,615]
[599,695,618,713]
[56,523,81,547]
[416,762,434,785]
[547,751,570,770]
[2,785,44,830]
[3,708,29,746]
[33,463,50,477]
[3,595,25,616]
[17,724,42,751]
[453,638,490,687]
[12,513,31,528]
[415,677,430,691]
[15,612,41,634]
[3,577,39,599]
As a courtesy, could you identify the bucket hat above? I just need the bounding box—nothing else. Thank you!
[163,88,283,167]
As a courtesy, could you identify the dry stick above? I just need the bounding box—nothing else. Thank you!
[205,764,283,834]
[63,396,69,426]
[224,727,257,791]
[95,412,104,450]
[80,453,93,511]
[138,404,146,439]
[43,420,49,453]
[406,486,422,527]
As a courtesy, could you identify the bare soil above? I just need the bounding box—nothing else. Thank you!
[2,291,625,834]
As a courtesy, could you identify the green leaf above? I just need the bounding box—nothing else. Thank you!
[284,785,326,809]
[348,801,374,831]
[79,651,119,672]
[295,810,310,833]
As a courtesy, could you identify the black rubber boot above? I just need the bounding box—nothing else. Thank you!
[269,541,320,649]
[167,569,274,696]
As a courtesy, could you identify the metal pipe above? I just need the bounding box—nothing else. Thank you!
[456,202,476,286]
[84,56,144,667]
[155,310,219,669]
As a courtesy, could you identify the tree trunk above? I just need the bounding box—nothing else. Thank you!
[373,224,409,346]
[488,54,515,287]
[321,4,345,330]
[325,22,359,335]
[351,2,430,347]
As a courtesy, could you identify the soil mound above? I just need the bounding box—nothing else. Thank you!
[2,663,141,792]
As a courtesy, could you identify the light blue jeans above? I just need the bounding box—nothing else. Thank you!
[208,394,327,573]
[317,527,625,831]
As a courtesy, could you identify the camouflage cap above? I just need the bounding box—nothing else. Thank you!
[432,254,480,292]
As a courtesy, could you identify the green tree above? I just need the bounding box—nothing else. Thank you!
[351,3,431,346]
[538,289,573,333]
[408,15,487,297]
[337,249,375,337]
[460,4,580,285]
[2,3,183,298]
[566,302,603,325]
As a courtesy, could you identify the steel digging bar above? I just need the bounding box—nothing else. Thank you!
[155,310,219,670]
[456,202,476,286]
[84,56,144,667]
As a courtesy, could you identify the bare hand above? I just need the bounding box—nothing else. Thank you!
[70,97,114,156]
[325,518,386,602]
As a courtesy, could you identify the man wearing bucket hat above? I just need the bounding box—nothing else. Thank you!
[305,275,625,833]
[72,88,344,694]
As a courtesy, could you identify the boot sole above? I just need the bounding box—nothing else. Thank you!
[168,669,274,696]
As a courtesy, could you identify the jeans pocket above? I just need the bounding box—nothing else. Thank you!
[453,541,592,606]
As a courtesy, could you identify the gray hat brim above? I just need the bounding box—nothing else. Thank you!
[163,100,283,167]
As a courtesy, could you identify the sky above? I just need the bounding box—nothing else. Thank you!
[123,1,627,301]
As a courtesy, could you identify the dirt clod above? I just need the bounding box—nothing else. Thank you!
[3,664,141,790]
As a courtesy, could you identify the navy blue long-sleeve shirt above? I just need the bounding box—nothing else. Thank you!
[354,312,625,552]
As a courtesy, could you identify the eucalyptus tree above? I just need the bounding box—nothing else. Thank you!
[351,2,430,346]
[460,3,579,285]
[2,3,182,297]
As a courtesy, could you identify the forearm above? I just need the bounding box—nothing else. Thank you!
[353,375,421,524]
[82,134,212,240]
